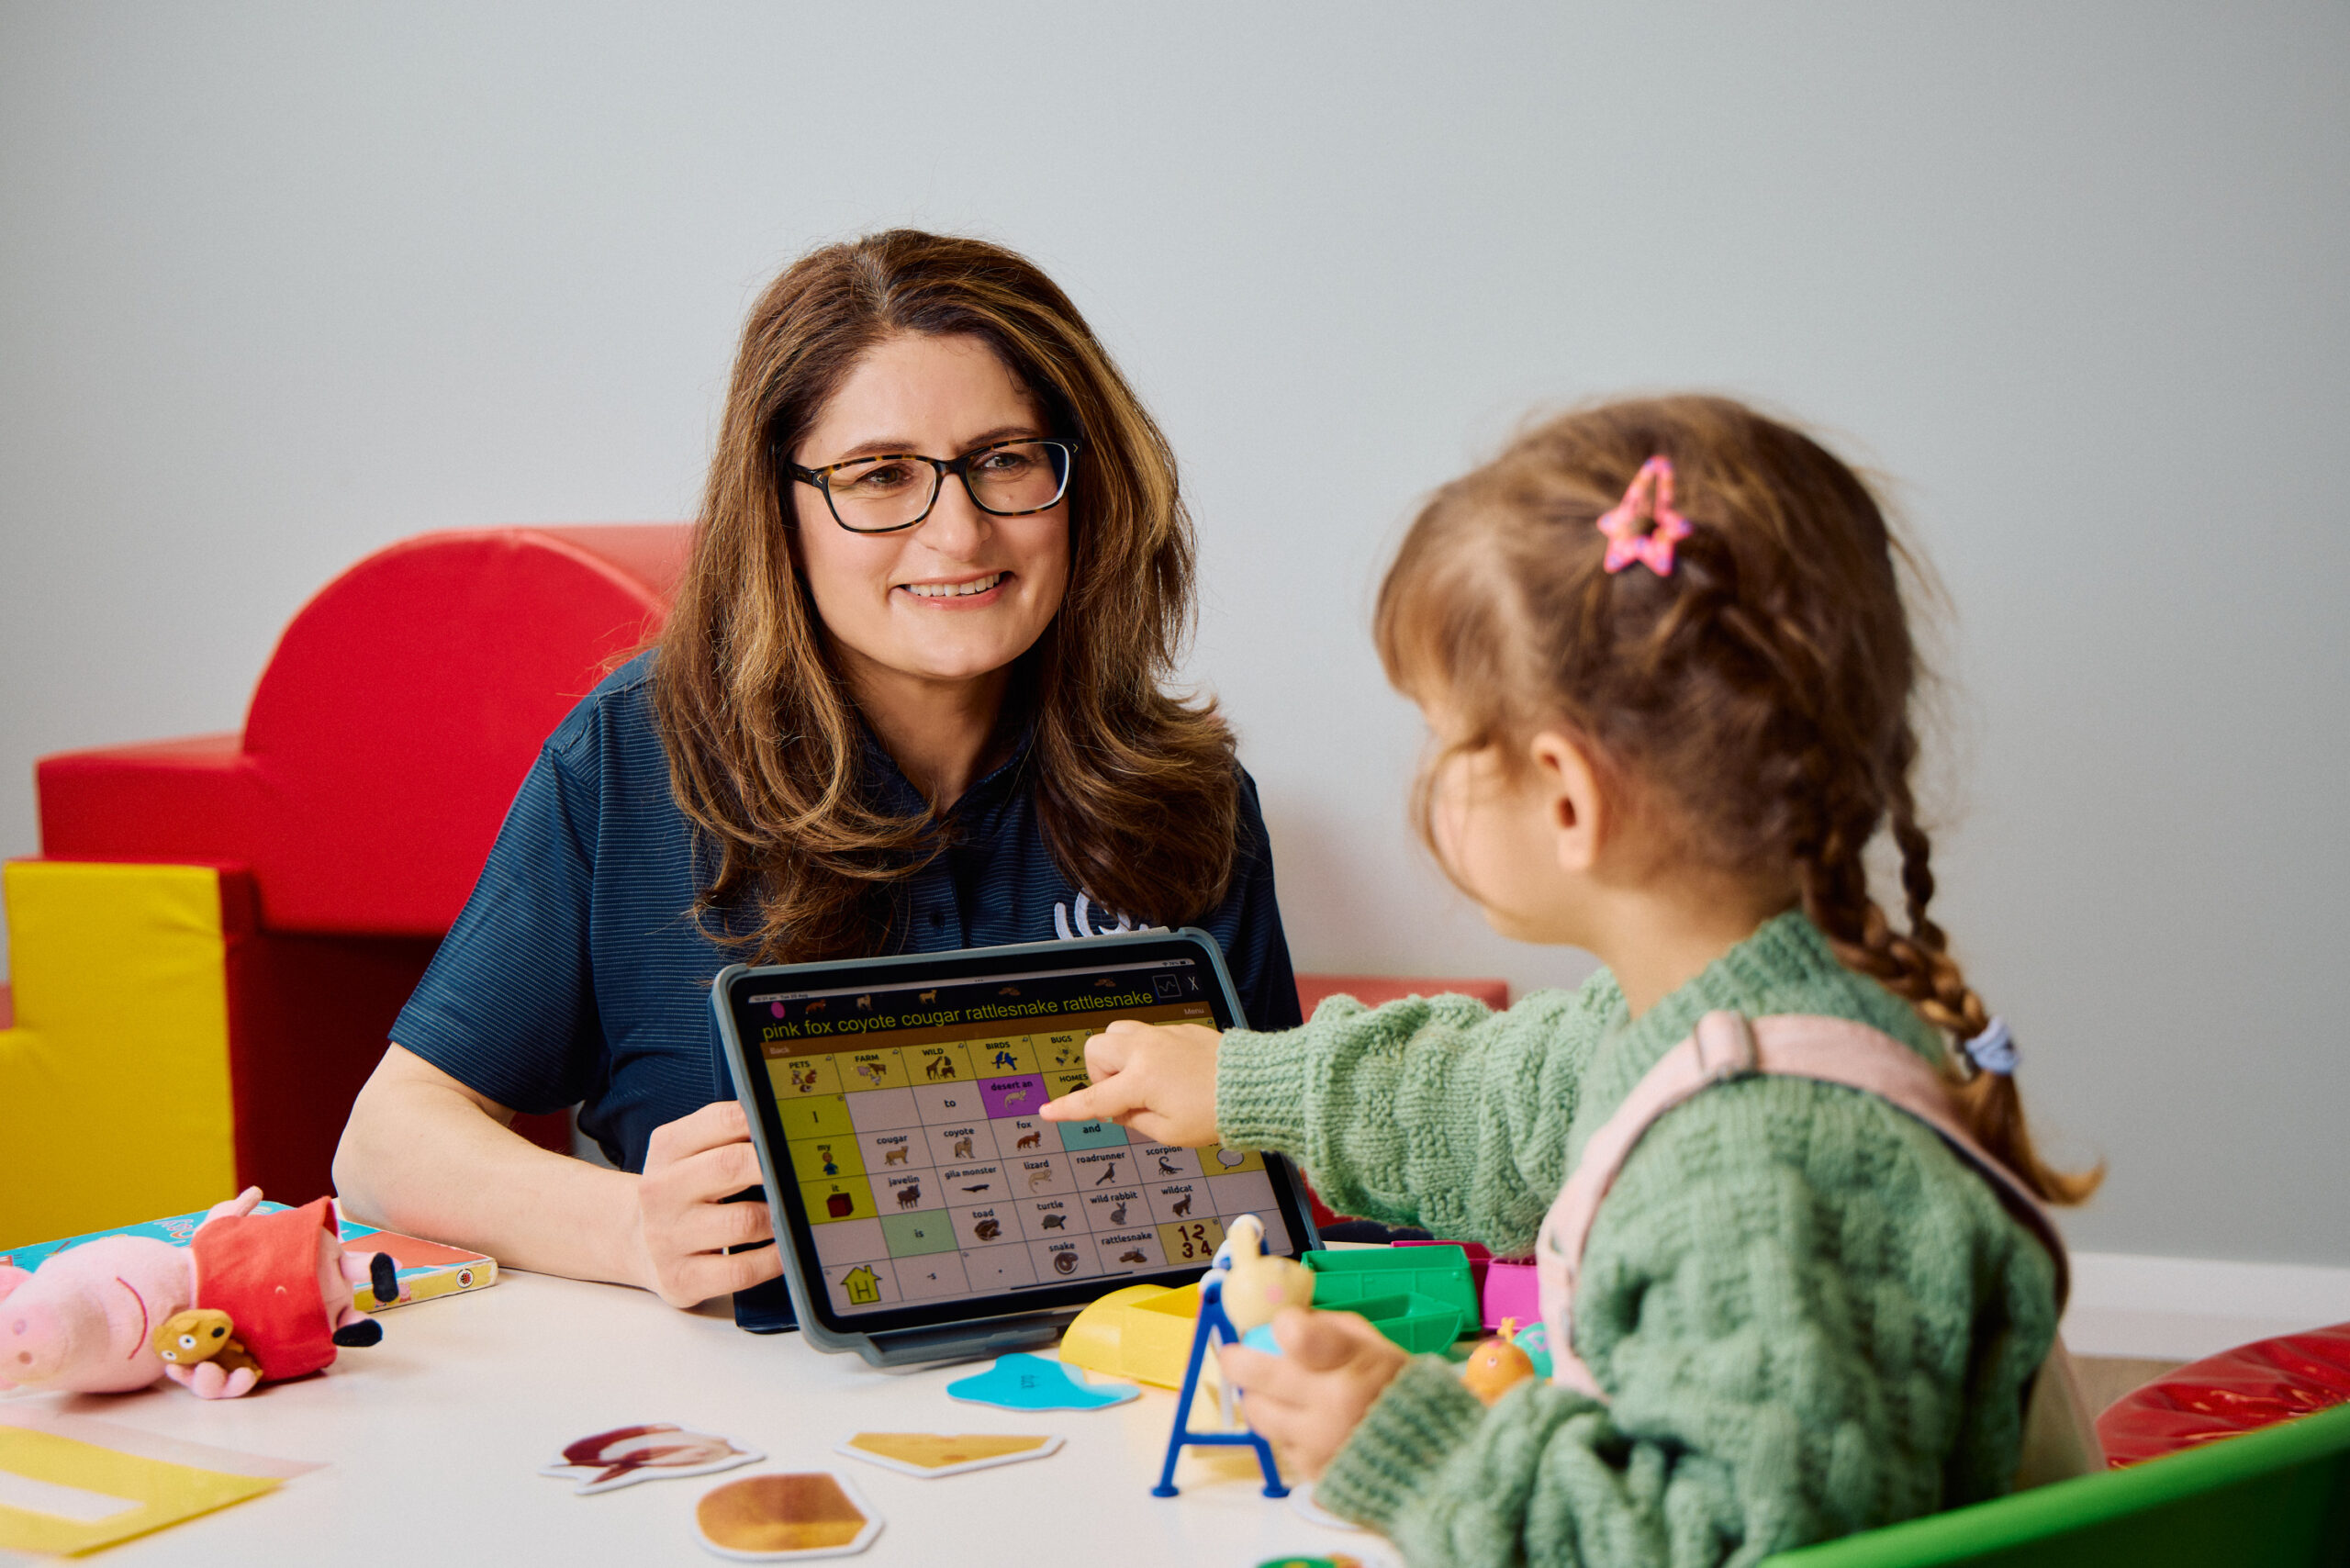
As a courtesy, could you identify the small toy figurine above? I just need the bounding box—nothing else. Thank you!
[1217,1242,1315,1338]
[0,1188,398,1399]
[1460,1316,1539,1406]
[1153,1214,1292,1499]
[151,1307,266,1397]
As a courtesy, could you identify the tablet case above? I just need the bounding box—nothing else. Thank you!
[715,929,1317,1365]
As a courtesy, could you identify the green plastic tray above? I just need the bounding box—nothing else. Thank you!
[1304,1246,1477,1352]
[1333,1290,1462,1354]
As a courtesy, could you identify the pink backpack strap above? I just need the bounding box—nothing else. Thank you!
[1539,1011,2069,1397]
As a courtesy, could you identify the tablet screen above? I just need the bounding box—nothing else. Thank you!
[726,938,1302,1333]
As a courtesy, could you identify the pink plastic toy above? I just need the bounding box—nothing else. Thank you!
[1483,1257,1540,1329]
[0,1188,395,1399]
[1396,1238,1541,1331]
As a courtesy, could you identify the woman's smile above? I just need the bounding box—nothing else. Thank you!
[897,570,1008,603]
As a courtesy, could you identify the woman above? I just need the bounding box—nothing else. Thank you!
[333,231,1300,1310]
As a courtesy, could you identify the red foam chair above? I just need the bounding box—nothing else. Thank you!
[33,526,691,1200]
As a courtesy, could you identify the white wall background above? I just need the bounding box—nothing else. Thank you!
[4,5,2344,1271]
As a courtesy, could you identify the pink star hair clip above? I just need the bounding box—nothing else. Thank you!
[1595,455,1692,577]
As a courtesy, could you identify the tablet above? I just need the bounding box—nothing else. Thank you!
[713,929,1320,1367]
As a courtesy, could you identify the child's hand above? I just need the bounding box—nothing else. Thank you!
[1217,1307,1408,1478]
[1035,1020,1221,1147]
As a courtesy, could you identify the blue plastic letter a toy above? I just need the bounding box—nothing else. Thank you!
[1153,1215,1287,1499]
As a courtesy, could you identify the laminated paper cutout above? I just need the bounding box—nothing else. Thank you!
[0,1408,317,1557]
[835,1431,1062,1478]
[945,1353,1138,1411]
[697,1471,881,1561]
[540,1424,762,1495]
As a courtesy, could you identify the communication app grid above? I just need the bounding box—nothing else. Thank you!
[747,958,1290,1317]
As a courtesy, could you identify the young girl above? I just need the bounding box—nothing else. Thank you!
[1041,395,2098,1566]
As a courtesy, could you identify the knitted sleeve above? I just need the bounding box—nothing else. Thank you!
[1314,1076,2059,1566]
[1214,978,1621,1254]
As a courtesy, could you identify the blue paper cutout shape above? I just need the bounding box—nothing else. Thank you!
[946,1354,1139,1412]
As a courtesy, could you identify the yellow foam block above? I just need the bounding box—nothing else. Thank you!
[0,861,237,1248]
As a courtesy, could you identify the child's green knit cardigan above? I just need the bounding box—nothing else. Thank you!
[1215,911,2060,1568]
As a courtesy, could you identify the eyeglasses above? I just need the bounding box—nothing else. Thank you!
[786,437,1080,534]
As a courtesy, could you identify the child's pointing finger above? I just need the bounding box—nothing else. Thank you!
[1038,1019,1224,1148]
[1037,1075,1140,1124]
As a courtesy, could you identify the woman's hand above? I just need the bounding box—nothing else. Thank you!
[1217,1307,1409,1478]
[1036,1020,1222,1147]
[338,1047,780,1305]
[624,1101,784,1308]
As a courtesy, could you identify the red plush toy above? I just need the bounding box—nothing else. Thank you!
[0,1188,397,1400]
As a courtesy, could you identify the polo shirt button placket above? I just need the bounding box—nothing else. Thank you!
[920,895,958,948]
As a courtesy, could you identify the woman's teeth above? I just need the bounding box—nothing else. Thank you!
[903,574,1003,599]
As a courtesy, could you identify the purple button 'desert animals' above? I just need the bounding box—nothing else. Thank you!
[977,1075,1046,1119]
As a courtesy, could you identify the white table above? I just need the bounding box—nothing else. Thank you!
[3,1271,1392,1565]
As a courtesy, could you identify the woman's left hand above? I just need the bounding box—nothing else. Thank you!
[1217,1306,1409,1478]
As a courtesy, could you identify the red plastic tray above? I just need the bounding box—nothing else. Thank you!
[2097,1320,2350,1468]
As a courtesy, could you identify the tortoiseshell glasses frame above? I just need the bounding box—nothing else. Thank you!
[784,436,1081,534]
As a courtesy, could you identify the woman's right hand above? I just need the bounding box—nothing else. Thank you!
[626,1101,784,1308]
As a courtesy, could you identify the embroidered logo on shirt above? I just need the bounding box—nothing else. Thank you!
[1053,891,1161,941]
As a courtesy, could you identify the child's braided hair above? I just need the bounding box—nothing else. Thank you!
[1375,394,2098,1204]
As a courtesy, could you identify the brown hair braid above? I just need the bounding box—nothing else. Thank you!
[1375,394,2098,1204]
[654,230,1238,964]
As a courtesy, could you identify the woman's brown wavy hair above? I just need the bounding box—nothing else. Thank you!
[654,230,1238,964]
[1375,394,2098,1204]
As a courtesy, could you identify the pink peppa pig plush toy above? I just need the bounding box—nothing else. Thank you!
[0,1187,397,1400]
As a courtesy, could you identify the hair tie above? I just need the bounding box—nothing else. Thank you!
[1595,455,1693,577]
[1963,1016,2018,1077]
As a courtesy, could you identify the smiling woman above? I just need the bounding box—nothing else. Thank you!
[331,232,1301,1312]
[666,235,1261,965]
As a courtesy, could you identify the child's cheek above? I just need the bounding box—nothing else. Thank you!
[1431,761,1478,872]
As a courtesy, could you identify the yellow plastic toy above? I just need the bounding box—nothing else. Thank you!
[1461,1316,1539,1406]
[1058,1282,1203,1389]
[1061,1213,1319,1391]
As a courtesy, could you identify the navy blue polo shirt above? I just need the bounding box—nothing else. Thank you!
[392,653,1301,1173]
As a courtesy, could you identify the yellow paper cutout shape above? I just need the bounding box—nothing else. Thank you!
[697,1471,881,1560]
[835,1431,1063,1478]
[0,1427,278,1555]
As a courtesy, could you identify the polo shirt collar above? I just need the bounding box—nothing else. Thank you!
[854,717,1035,824]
